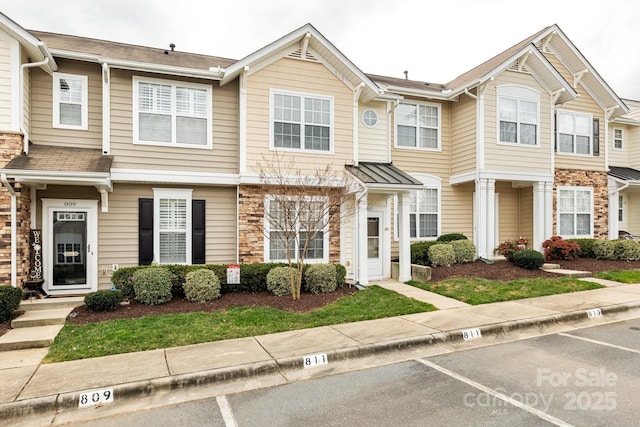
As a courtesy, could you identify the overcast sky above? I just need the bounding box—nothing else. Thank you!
[3,0,640,100]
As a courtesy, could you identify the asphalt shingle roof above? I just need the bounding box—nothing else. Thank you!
[608,166,640,181]
[2,145,113,174]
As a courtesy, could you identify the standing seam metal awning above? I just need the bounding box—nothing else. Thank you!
[345,162,424,190]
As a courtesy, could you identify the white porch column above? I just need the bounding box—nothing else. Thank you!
[357,190,369,285]
[544,182,554,240]
[398,191,412,282]
[485,179,496,259]
[533,182,545,251]
[475,179,488,258]
[608,192,619,240]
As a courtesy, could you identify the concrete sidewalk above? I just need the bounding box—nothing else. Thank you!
[2,281,640,424]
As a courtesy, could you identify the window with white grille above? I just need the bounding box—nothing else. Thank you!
[153,189,192,264]
[53,73,88,130]
[134,77,211,148]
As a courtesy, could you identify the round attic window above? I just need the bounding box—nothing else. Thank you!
[362,109,378,128]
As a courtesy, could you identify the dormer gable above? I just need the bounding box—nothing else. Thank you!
[220,23,381,102]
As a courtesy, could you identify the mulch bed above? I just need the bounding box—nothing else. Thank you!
[2,258,640,336]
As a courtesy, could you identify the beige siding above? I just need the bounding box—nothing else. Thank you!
[483,71,553,175]
[358,100,388,162]
[37,184,237,290]
[442,182,474,238]
[545,54,606,171]
[22,50,30,135]
[495,183,533,244]
[109,70,239,173]
[451,94,477,175]
[245,57,353,174]
[30,60,103,148]
[98,184,237,289]
[0,32,12,130]
[626,192,640,236]
[630,126,640,168]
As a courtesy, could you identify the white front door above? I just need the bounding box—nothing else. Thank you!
[367,212,383,277]
[42,199,98,295]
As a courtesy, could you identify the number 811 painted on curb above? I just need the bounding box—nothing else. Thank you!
[303,353,328,368]
[462,328,482,340]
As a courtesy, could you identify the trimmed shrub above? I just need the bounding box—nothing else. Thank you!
[451,240,476,264]
[183,269,221,303]
[542,236,580,261]
[133,267,173,305]
[411,241,442,266]
[304,264,337,294]
[266,266,294,296]
[614,239,640,261]
[592,240,615,260]
[84,290,123,312]
[567,238,597,259]
[428,244,455,267]
[0,286,23,322]
[437,233,467,243]
[494,241,524,261]
[334,264,347,289]
[111,266,146,298]
[512,249,546,270]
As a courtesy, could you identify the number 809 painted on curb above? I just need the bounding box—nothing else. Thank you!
[79,388,114,408]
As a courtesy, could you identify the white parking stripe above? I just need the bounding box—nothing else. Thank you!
[216,395,239,427]
[417,359,573,427]
[559,332,640,354]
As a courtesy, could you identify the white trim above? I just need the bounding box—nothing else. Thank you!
[263,195,330,264]
[132,76,213,149]
[101,63,110,154]
[394,100,442,152]
[362,109,378,128]
[9,35,20,131]
[556,186,594,238]
[41,199,98,295]
[239,69,248,173]
[612,126,624,150]
[110,168,238,185]
[152,188,193,265]
[269,88,335,154]
[366,208,385,279]
[496,85,541,147]
[52,72,88,130]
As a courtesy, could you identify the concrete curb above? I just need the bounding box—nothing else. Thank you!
[2,301,640,422]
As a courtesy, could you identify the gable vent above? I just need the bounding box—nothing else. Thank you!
[288,48,318,61]
[509,59,530,73]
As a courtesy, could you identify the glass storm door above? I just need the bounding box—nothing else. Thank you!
[367,213,383,277]
[43,199,98,295]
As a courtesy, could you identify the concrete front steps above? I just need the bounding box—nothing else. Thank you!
[0,297,83,352]
[541,263,592,278]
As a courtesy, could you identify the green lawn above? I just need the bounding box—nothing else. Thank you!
[407,277,603,305]
[45,286,436,363]
[595,270,640,283]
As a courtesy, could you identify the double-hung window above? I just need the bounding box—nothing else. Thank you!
[558,187,593,237]
[558,112,592,155]
[134,77,211,148]
[410,189,439,238]
[395,102,440,149]
[153,189,192,264]
[613,127,624,150]
[271,90,333,152]
[265,196,328,262]
[497,86,539,145]
[53,73,88,130]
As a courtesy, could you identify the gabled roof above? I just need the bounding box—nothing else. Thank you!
[444,25,577,104]
[220,23,381,102]
[32,31,231,80]
[0,12,56,73]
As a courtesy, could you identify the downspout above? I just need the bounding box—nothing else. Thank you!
[352,82,365,166]
[387,100,400,163]
[1,173,18,287]
[20,57,50,154]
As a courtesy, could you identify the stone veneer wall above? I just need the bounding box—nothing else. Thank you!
[0,132,30,287]
[238,185,341,264]
[554,169,608,239]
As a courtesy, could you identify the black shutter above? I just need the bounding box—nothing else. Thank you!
[139,198,154,265]
[554,112,557,152]
[593,118,600,156]
[192,200,206,264]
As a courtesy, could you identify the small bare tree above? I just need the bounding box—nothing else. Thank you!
[258,153,359,300]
